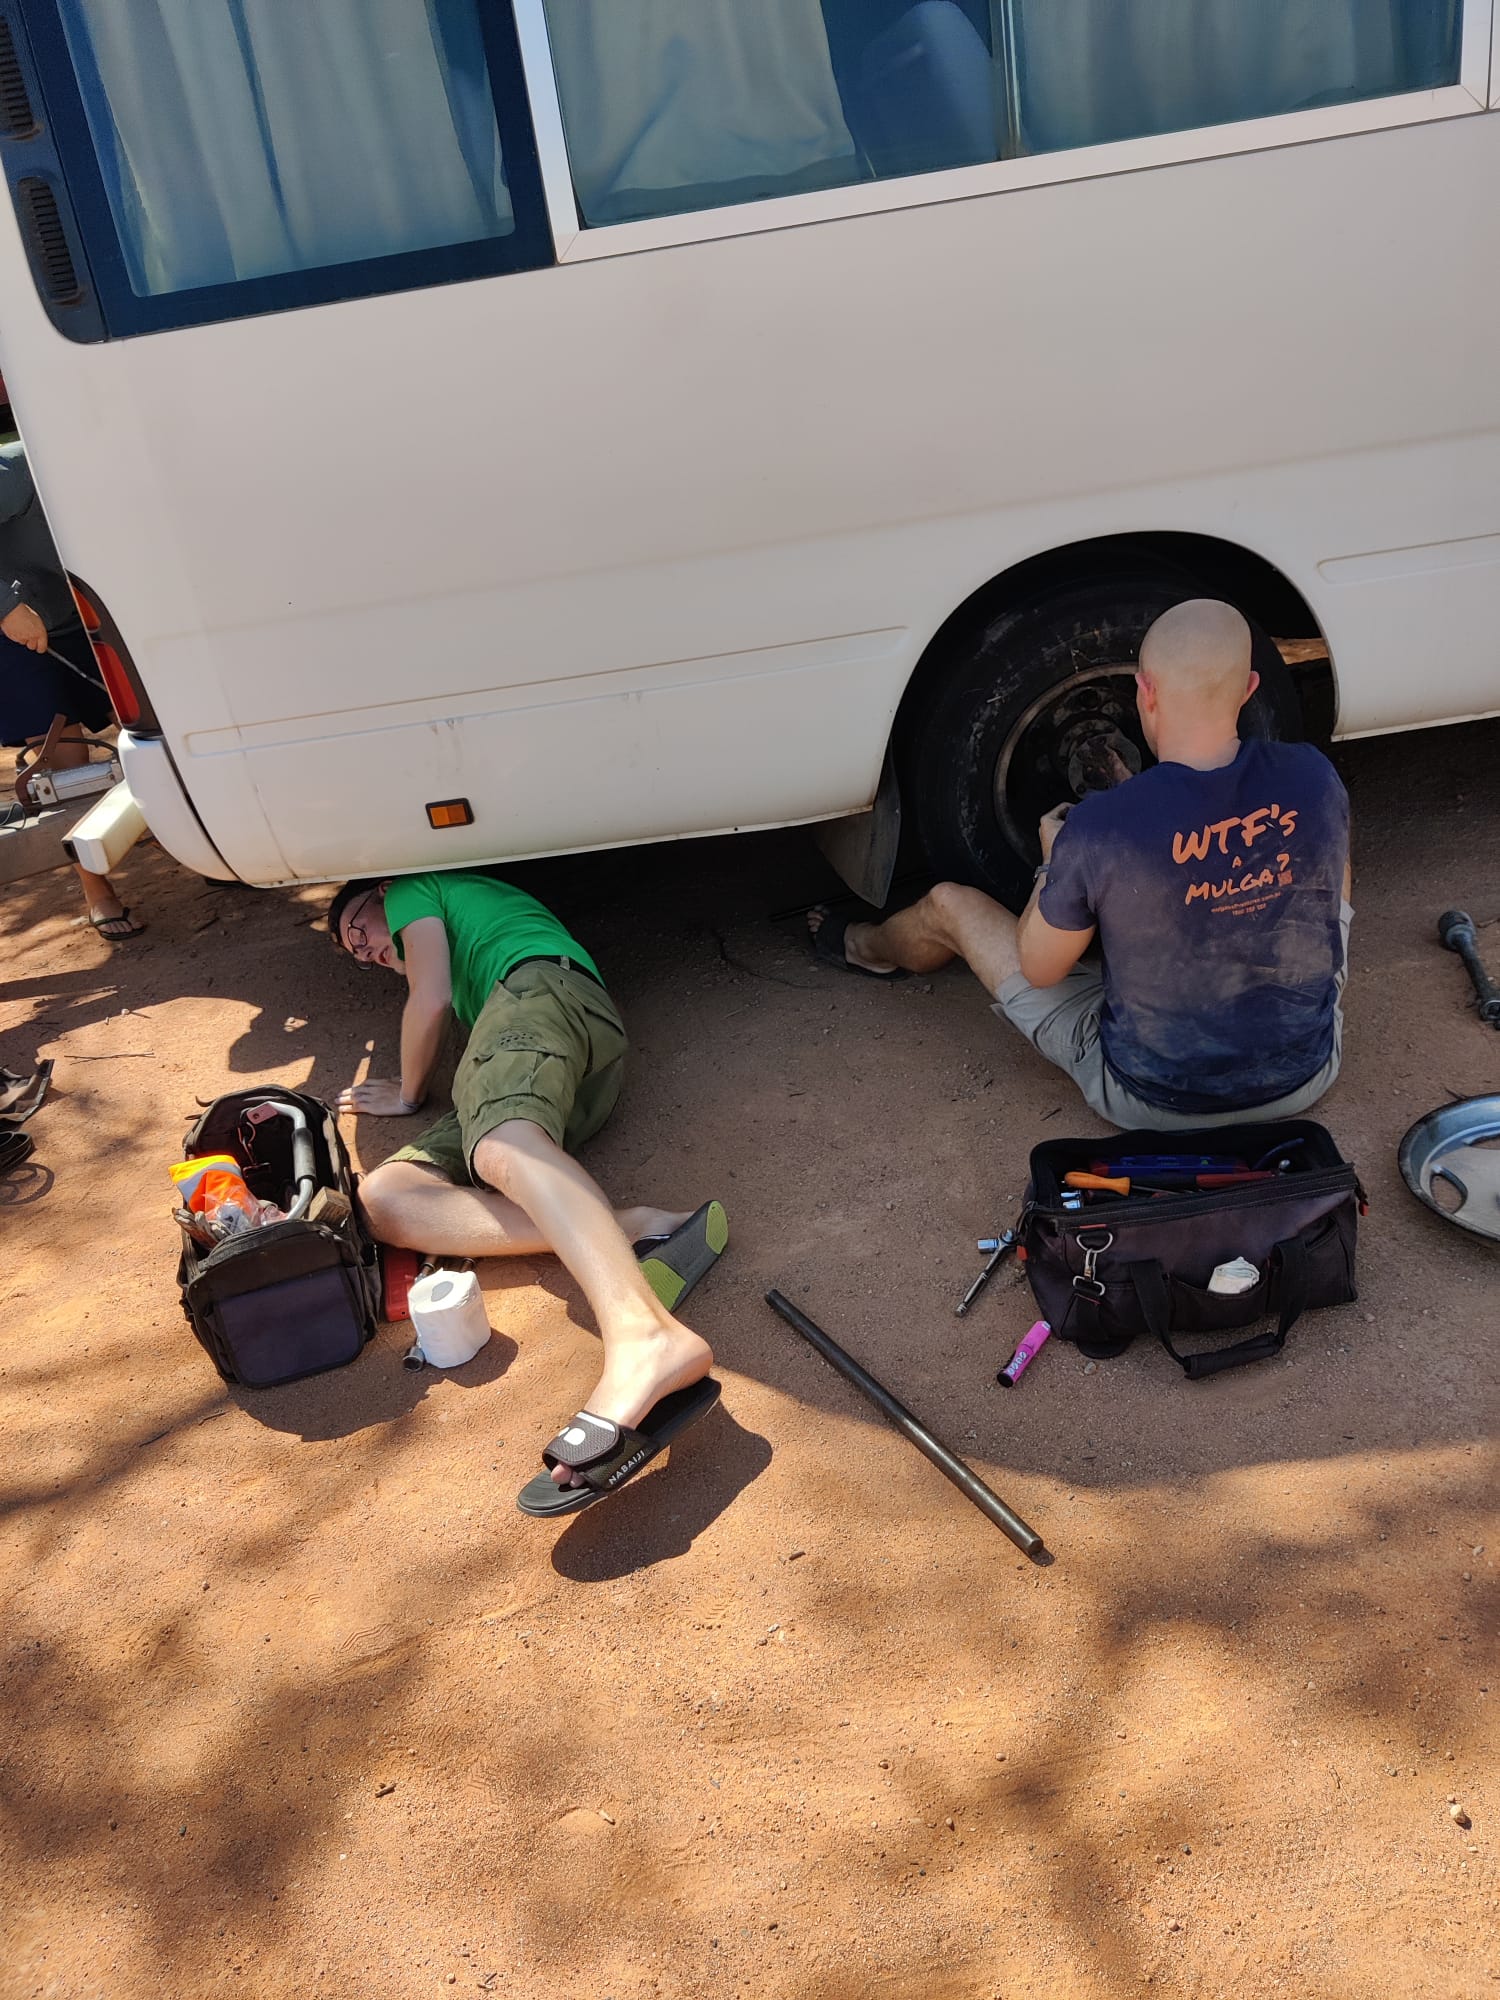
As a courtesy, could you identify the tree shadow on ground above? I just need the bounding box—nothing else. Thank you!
[0,1414,1487,1999]
[2,723,1497,1998]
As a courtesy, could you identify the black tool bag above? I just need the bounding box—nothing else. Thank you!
[1018,1120,1362,1379]
[176,1087,380,1389]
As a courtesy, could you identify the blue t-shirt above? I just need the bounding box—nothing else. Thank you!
[1039,740,1349,1113]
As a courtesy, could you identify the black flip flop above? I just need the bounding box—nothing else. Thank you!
[89,907,146,941]
[0,1131,35,1174]
[637,1200,728,1311]
[516,1376,722,1518]
[809,905,907,980]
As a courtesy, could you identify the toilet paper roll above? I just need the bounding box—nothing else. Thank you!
[407,1266,491,1368]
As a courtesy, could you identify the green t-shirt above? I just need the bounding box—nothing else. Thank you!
[382,872,601,1028]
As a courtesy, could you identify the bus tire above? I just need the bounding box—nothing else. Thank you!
[904,571,1303,912]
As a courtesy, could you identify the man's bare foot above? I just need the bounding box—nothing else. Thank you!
[76,868,144,939]
[551,1314,713,1488]
[807,905,899,975]
[83,892,146,939]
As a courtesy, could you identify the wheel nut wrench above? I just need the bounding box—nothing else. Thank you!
[955,1228,1018,1317]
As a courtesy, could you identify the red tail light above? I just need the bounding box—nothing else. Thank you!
[93,641,140,728]
[65,573,158,733]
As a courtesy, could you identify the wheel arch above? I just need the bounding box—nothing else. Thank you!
[892,531,1336,763]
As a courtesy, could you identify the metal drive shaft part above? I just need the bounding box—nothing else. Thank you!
[766,1289,1046,1558]
[1438,909,1500,1026]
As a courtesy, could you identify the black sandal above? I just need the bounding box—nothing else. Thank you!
[89,907,146,941]
[809,905,907,979]
[516,1377,722,1518]
[637,1200,728,1311]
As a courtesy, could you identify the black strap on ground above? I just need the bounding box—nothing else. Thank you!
[766,1289,1046,1559]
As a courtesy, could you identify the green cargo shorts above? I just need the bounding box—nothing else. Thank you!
[390,960,626,1185]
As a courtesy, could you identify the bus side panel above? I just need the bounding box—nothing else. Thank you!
[1,111,1497,881]
[196,628,913,881]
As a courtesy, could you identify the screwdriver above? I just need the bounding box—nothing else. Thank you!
[1064,1169,1279,1196]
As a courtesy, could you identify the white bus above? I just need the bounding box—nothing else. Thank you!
[1,0,1495,910]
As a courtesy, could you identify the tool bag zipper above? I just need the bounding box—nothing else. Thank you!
[1031,1163,1356,1233]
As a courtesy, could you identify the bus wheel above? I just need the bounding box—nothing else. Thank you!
[904,573,1303,912]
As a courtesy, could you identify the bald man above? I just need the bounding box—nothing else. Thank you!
[811,599,1352,1129]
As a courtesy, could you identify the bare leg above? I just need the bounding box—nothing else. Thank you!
[74,861,127,925]
[359,1157,688,1260]
[35,732,131,927]
[811,882,1023,994]
[469,1121,712,1486]
[362,1144,712,1489]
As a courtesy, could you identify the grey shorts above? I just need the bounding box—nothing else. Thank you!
[993,902,1354,1131]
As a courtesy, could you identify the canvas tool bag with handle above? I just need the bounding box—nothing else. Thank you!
[176,1086,380,1388]
[1018,1119,1362,1380]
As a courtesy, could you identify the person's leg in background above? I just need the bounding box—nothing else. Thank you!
[40,728,144,937]
[3,621,144,938]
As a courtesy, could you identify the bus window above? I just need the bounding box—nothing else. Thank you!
[1012,1,1464,155]
[540,0,1463,227]
[23,0,550,328]
[539,2,873,226]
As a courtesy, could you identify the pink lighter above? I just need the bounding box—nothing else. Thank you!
[997,1320,1052,1387]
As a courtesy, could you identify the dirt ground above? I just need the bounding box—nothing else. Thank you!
[1,721,1496,2000]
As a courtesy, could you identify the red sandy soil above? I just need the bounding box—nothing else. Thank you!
[1,722,1495,1999]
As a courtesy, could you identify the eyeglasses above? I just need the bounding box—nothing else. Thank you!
[342,892,380,966]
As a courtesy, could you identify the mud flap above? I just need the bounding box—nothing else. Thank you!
[814,749,901,909]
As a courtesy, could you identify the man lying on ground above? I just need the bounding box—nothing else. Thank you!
[812,599,1352,1130]
[330,870,725,1517]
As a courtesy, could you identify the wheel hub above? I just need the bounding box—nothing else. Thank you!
[992,665,1148,859]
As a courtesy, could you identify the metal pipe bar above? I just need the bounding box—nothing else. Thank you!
[766,1289,1046,1559]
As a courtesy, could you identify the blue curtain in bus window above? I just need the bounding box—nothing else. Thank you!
[1006,0,1464,156]
[821,1,1006,179]
[54,0,515,296]
[540,0,866,224]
